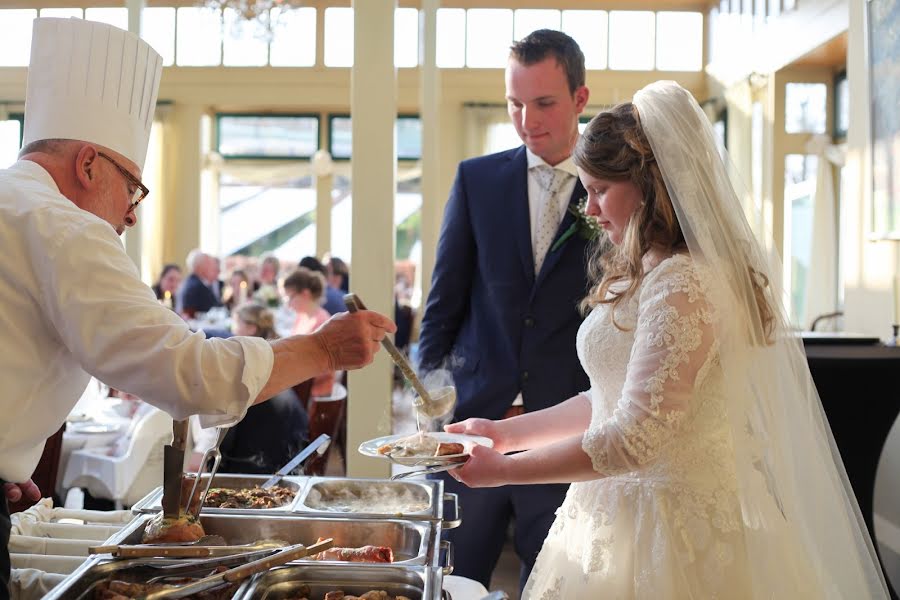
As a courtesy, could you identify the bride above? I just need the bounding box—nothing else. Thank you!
[446,81,888,598]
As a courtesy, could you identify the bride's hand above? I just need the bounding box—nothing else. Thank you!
[448,445,511,488]
[444,418,511,454]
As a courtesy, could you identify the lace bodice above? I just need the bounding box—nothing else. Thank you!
[576,254,736,489]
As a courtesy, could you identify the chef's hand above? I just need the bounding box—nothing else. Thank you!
[313,310,396,371]
[448,445,511,488]
[445,418,512,454]
[3,479,41,503]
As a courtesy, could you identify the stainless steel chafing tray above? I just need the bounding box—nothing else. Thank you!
[131,474,309,515]
[42,553,259,600]
[239,564,442,600]
[105,513,437,566]
[294,477,460,529]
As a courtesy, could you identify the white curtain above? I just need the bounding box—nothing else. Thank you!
[803,134,845,329]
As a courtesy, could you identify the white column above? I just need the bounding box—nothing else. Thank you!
[124,0,146,273]
[346,0,396,478]
[418,0,441,314]
[313,150,334,259]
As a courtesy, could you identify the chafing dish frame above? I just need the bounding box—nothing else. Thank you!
[104,513,438,567]
[293,477,460,529]
[131,474,309,515]
[237,564,442,600]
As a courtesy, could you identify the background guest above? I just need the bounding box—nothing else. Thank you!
[284,267,335,396]
[300,255,345,315]
[176,249,222,317]
[324,255,350,293]
[151,263,182,308]
[223,269,251,312]
[253,252,282,307]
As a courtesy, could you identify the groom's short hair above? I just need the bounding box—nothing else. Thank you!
[510,29,586,94]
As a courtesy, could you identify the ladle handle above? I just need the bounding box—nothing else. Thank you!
[343,293,433,405]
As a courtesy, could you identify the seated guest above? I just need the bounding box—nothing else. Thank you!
[284,267,335,396]
[299,255,345,315]
[223,269,251,312]
[252,252,282,308]
[177,249,222,318]
[218,303,309,474]
[151,264,182,307]
[325,254,350,292]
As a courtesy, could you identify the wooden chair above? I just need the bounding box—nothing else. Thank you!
[303,383,347,476]
[291,379,314,413]
[9,425,65,513]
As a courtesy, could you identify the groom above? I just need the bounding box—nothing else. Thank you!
[418,29,592,590]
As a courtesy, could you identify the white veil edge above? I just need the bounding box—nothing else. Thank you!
[633,81,889,599]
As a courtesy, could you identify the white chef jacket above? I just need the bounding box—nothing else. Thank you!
[0,160,274,483]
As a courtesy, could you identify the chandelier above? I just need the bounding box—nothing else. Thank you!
[202,0,304,39]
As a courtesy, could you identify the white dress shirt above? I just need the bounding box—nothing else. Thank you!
[0,160,274,483]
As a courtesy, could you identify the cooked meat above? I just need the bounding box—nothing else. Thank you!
[204,485,295,509]
[141,511,205,544]
[92,572,236,599]
[312,538,393,563]
[435,442,464,456]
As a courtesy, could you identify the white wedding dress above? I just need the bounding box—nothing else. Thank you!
[523,254,815,599]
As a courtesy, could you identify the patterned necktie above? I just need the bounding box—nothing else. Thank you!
[532,165,567,275]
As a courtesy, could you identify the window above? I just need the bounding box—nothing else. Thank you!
[397,116,422,160]
[223,8,269,67]
[329,115,422,160]
[39,8,83,18]
[0,115,23,169]
[217,115,319,159]
[834,71,849,140]
[176,7,222,66]
[324,7,353,67]
[784,154,819,326]
[608,11,655,70]
[0,9,37,66]
[656,12,703,71]
[142,7,176,66]
[514,9,560,41]
[436,8,466,68]
[85,7,127,29]
[784,82,827,134]
[395,8,419,68]
[270,7,316,67]
[562,10,608,70]
[466,9,513,68]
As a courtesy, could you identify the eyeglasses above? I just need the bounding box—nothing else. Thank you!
[97,151,150,209]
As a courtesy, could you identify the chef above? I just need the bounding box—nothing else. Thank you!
[0,18,394,597]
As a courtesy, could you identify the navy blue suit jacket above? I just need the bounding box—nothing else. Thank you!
[418,146,591,422]
[177,274,222,315]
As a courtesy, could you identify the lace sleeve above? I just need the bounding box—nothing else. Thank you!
[582,258,717,475]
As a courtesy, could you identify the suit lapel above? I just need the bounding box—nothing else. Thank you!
[508,148,535,286]
[534,177,586,289]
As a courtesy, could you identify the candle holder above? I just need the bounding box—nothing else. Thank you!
[888,324,900,347]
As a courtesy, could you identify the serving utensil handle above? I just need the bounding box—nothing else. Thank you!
[344,293,434,405]
[222,537,333,582]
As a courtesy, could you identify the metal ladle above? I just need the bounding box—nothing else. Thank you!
[343,293,456,425]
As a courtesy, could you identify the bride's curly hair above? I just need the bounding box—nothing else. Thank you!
[574,102,775,343]
[573,103,685,322]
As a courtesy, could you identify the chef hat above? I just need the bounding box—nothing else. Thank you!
[23,17,162,170]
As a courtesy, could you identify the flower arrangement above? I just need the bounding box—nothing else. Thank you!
[254,283,281,308]
[550,196,602,252]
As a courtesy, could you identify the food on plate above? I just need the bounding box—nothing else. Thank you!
[376,432,465,458]
[310,537,393,563]
[203,485,295,509]
[141,511,204,544]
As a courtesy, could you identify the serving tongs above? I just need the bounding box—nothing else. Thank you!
[138,537,333,599]
[185,426,229,516]
[89,539,286,559]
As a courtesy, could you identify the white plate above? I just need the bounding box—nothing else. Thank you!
[359,432,493,467]
[68,422,121,434]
